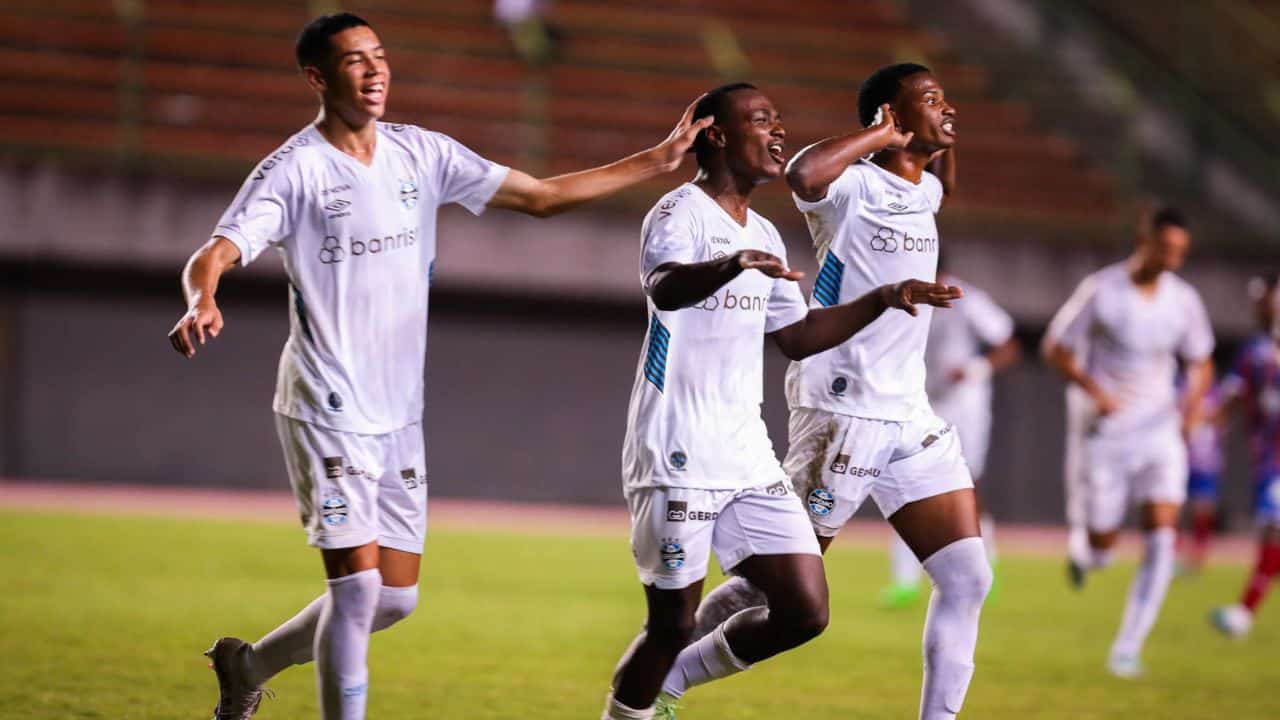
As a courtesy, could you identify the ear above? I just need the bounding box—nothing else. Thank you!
[303,65,328,95]
[704,124,726,150]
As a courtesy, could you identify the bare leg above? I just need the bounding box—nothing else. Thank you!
[611,581,704,712]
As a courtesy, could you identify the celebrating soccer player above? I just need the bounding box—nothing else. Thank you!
[678,64,992,720]
[602,83,960,720]
[1043,207,1214,677]
[167,13,714,720]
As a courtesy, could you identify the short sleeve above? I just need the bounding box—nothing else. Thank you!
[1045,274,1100,352]
[763,232,809,333]
[963,287,1015,347]
[639,189,699,281]
[1179,289,1215,362]
[922,171,945,213]
[792,164,864,214]
[420,130,509,215]
[212,157,296,266]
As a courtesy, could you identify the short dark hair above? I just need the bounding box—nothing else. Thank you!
[692,82,758,166]
[857,63,931,127]
[296,13,370,70]
[1151,206,1188,230]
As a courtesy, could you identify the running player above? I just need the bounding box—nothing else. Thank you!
[1042,207,1214,677]
[1212,274,1280,638]
[167,13,714,720]
[883,257,1020,608]
[680,64,992,720]
[602,83,961,720]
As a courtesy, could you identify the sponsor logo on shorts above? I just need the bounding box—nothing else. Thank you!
[401,468,422,490]
[848,466,880,477]
[669,451,688,470]
[764,481,789,497]
[666,500,718,522]
[323,456,344,480]
[921,423,954,448]
[830,376,848,396]
[830,453,850,473]
[660,538,686,570]
[321,494,349,526]
[807,487,836,517]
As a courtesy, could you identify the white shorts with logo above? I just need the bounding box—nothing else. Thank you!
[785,407,974,536]
[932,395,992,479]
[275,414,429,554]
[1083,426,1187,533]
[626,481,821,590]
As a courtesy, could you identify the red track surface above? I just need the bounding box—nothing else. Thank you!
[0,479,1256,563]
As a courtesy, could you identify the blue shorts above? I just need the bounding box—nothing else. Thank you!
[1187,469,1220,503]
[1255,470,1280,525]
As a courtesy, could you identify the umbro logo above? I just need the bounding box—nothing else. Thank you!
[887,201,909,212]
[325,199,351,213]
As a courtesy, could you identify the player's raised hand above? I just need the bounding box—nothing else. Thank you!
[880,279,963,317]
[872,103,914,150]
[651,94,716,172]
[168,297,224,358]
[738,249,804,281]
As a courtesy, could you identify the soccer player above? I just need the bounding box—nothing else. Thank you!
[883,259,1020,608]
[1211,274,1280,638]
[167,13,715,720]
[1042,207,1214,677]
[603,83,961,720]
[681,64,993,720]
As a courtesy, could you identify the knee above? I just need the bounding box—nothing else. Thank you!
[927,539,992,606]
[647,614,697,655]
[373,585,419,630]
[776,595,830,643]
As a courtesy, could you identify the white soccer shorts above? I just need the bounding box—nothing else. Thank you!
[932,395,992,480]
[785,407,974,536]
[626,481,821,590]
[1083,426,1187,533]
[275,414,429,554]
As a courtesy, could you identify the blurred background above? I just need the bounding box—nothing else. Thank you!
[1,0,1278,527]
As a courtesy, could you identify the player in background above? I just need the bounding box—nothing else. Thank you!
[1211,274,1280,638]
[166,13,714,720]
[603,83,961,720]
[1180,380,1225,574]
[678,64,994,720]
[882,257,1020,608]
[1042,207,1214,677]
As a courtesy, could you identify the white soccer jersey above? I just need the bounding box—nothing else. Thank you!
[785,159,944,421]
[1049,262,1214,436]
[925,273,1014,410]
[214,122,509,434]
[622,184,809,491]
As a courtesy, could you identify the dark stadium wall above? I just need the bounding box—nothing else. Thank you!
[3,275,1257,527]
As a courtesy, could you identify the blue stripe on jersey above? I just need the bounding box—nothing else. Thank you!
[643,314,670,392]
[813,252,845,307]
[291,283,315,343]
[428,260,435,285]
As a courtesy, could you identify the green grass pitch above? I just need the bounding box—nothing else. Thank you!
[3,510,1278,719]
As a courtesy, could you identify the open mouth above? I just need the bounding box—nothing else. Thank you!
[941,119,956,137]
[360,82,386,105]
[767,141,786,164]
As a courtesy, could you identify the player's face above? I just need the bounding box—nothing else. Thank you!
[317,26,390,121]
[892,73,956,152]
[719,89,787,182]
[1144,224,1191,272]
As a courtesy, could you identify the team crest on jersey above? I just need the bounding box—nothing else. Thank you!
[660,538,686,570]
[807,487,836,517]
[321,494,349,526]
[830,376,848,396]
[399,179,419,209]
[669,451,688,470]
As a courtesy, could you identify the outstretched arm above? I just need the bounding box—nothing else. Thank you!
[487,96,713,217]
[785,103,914,202]
[647,250,803,312]
[168,236,241,358]
[770,280,962,361]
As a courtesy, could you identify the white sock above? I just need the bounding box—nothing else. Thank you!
[891,533,924,587]
[1110,527,1176,659]
[248,584,419,686]
[1067,525,1090,565]
[979,514,998,566]
[600,694,654,720]
[691,576,767,639]
[660,612,753,699]
[920,537,992,720]
[315,568,382,720]
[1067,534,1113,571]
